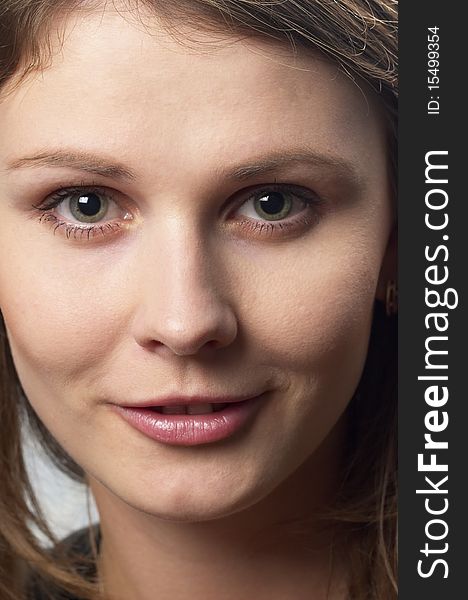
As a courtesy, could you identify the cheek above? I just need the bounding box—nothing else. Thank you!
[0,237,125,396]
[0,209,381,411]
[232,245,379,468]
[0,246,128,448]
[236,240,379,379]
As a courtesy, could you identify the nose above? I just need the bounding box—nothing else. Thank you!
[130,229,238,357]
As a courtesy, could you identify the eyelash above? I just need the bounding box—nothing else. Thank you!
[32,183,323,242]
[37,211,123,241]
[33,185,127,241]
[232,183,322,237]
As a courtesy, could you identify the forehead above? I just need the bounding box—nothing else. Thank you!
[0,5,386,183]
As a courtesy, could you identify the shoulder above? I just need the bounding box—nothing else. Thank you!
[27,525,101,600]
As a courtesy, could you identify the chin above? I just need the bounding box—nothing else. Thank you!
[141,504,239,523]
[124,494,258,524]
[92,467,264,524]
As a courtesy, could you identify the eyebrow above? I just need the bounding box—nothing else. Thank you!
[6,150,137,181]
[5,147,361,186]
[224,149,361,184]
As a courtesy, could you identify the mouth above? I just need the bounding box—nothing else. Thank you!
[144,402,232,414]
[119,393,256,414]
[112,394,266,446]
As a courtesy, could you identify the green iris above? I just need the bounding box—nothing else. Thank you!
[70,193,108,223]
[254,191,292,221]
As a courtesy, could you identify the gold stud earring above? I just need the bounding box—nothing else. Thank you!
[385,279,398,317]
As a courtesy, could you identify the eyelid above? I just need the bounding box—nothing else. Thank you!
[37,185,135,223]
[230,183,323,218]
[32,184,134,242]
[33,182,323,243]
[236,181,319,201]
[225,182,324,240]
[36,184,126,211]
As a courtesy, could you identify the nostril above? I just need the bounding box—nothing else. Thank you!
[131,295,238,356]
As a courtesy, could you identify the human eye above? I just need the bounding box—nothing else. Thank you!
[229,183,324,238]
[32,185,134,241]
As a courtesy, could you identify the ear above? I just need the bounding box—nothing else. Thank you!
[375,223,397,302]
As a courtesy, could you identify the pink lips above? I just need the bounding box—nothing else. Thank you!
[111,394,266,446]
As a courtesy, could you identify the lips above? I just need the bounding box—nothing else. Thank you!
[147,403,229,414]
[111,394,265,446]
[118,394,255,414]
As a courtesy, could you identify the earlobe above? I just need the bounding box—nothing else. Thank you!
[375,224,398,303]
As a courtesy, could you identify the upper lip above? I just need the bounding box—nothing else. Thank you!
[118,393,263,408]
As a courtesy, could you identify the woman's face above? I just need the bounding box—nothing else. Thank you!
[0,6,394,520]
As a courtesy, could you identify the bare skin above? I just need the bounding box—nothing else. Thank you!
[0,4,395,599]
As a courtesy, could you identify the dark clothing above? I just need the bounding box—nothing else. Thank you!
[27,526,100,600]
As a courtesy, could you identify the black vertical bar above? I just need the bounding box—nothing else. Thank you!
[399,1,466,597]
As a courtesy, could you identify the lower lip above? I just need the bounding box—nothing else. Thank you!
[111,395,265,446]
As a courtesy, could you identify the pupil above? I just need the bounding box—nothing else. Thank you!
[77,193,102,216]
[258,192,285,215]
